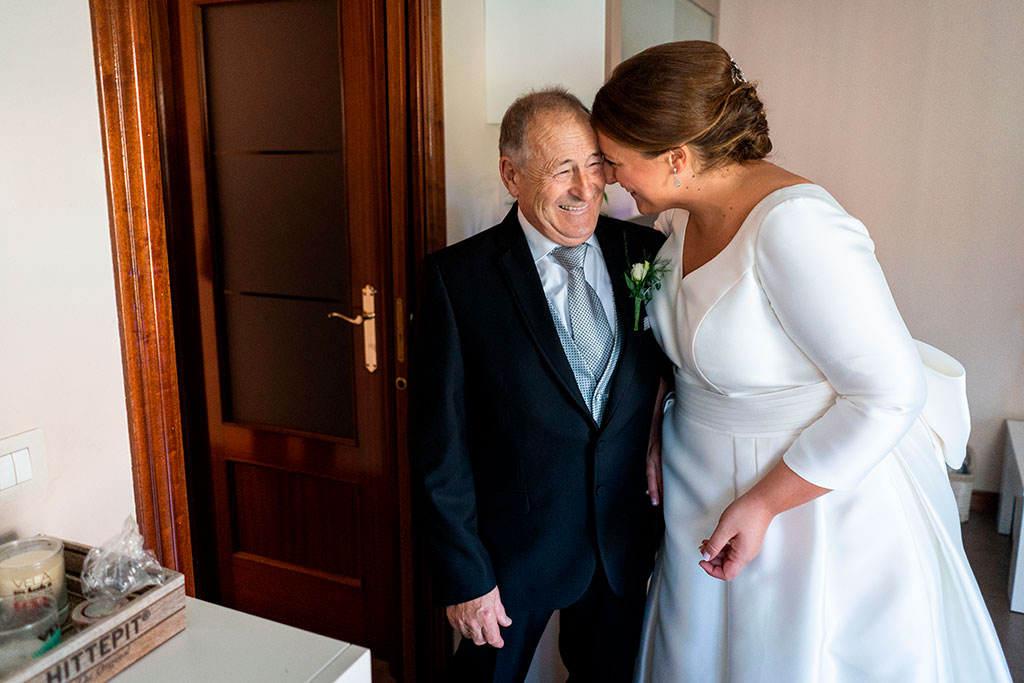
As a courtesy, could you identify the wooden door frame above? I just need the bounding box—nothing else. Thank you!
[87,0,448,678]
[88,0,195,596]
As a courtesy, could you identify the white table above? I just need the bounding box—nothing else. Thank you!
[998,419,1024,613]
[112,597,371,682]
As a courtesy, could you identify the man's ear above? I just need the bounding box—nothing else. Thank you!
[499,156,520,197]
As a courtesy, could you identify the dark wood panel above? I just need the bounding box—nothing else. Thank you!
[88,0,195,594]
[221,426,370,476]
[230,461,362,580]
[231,552,367,644]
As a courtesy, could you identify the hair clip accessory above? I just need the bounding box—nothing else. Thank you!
[730,59,745,85]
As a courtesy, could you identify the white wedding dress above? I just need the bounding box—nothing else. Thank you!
[636,184,1010,682]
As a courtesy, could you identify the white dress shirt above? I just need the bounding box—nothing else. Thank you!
[518,208,616,338]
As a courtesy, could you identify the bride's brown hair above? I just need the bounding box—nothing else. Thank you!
[592,41,771,170]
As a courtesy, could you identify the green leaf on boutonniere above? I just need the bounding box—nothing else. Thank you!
[623,234,670,331]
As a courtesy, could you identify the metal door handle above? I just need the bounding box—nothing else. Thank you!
[327,311,375,325]
[327,285,378,372]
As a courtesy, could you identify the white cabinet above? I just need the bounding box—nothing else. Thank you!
[999,420,1024,613]
[113,598,371,682]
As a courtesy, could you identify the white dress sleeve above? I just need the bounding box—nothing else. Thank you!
[754,197,927,491]
[653,208,686,236]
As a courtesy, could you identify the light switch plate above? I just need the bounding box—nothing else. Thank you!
[0,455,14,490]
[11,448,32,483]
[0,428,46,503]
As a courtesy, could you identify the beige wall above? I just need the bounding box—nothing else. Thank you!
[719,0,1024,491]
[0,1,136,544]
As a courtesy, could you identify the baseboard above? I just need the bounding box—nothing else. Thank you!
[971,490,999,515]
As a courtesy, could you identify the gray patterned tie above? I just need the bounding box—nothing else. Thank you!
[551,244,614,384]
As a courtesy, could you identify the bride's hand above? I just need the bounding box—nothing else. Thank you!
[646,379,669,506]
[698,494,774,581]
[646,434,662,506]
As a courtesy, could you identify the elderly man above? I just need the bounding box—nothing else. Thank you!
[411,88,666,682]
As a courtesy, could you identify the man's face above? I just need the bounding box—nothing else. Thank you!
[500,111,606,246]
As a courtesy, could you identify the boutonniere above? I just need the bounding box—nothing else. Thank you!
[623,237,670,331]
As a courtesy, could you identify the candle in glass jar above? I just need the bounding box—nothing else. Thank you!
[0,537,68,623]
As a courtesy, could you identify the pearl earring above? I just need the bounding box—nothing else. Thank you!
[673,167,681,188]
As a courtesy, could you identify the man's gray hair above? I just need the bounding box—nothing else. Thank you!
[498,87,591,166]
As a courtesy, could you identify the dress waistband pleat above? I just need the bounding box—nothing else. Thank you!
[673,378,837,436]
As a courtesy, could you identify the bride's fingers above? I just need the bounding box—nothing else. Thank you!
[655,455,663,502]
[701,524,736,563]
[646,458,660,506]
[722,554,747,581]
[698,559,728,581]
[712,547,731,570]
[699,545,746,581]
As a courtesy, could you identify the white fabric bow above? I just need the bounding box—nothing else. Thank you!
[915,340,971,470]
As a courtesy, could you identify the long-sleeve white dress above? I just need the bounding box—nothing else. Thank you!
[635,184,1010,682]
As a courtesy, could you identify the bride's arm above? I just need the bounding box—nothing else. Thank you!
[699,462,830,580]
[700,197,926,581]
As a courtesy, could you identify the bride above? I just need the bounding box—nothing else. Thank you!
[591,41,1011,682]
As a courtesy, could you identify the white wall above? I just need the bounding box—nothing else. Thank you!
[485,0,605,124]
[0,1,136,544]
[719,0,1024,491]
[443,0,510,245]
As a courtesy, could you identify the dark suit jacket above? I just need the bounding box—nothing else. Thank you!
[411,205,667,612]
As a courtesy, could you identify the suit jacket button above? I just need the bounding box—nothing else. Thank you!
[595,484,607,499]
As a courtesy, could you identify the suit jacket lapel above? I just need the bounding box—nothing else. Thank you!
[596,218,641,427]
[496,206,592,420]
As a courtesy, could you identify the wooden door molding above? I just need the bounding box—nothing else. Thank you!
[88,0,194,595]
[404,3,453,678]
[409,0,448,265]
[391,1,450,678]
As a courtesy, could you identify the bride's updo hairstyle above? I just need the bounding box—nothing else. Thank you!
[592,41,771,171]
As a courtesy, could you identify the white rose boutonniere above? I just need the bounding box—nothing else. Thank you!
[624,236,670,331]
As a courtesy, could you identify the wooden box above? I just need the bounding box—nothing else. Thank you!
[6,540,186,683]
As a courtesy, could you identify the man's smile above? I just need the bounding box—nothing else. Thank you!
[559,203,589,212]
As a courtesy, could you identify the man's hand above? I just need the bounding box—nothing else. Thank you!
[446,586,513,648]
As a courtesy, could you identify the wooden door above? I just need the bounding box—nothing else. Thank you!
[174,0,402,674]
